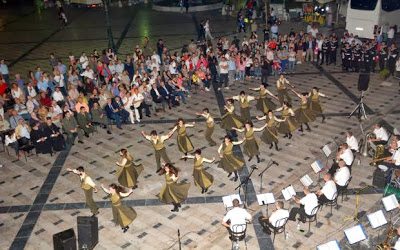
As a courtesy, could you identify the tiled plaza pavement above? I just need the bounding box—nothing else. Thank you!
[1,4,400,250]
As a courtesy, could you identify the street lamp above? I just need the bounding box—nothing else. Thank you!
[102,0,115,51]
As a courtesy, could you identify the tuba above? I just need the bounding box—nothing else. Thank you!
[361,132,376,157]
[376,222,394,250]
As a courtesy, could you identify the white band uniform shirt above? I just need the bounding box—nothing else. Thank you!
[321,180,337,200]
[269,209,289,227]
[223,207,252,231]
[340,148,354,166]
[346,135,359,152]
[300,193,319,216]
[334,166,351,186]
[374,127,389,141]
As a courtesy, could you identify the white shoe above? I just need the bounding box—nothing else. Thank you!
[137,120,140,123]
[217,87,221,91]
[205,87,210,91]
[224,87,229,89]
[131,121,135,124]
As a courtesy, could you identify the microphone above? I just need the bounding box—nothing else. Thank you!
[272,161,279,166]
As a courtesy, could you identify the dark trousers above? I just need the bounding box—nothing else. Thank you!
[220,73,228,87]
[318,194,330,204]
[261,69,268,83]
[330,51,336,65]
[289,205,306,221]
[258,216,275,232]
[321,52,329,64]
[9,141,20,155]
[136,102,151,118]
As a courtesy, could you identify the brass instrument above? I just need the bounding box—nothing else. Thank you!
[361,132,376,157]
[374,144,386,160]
[370,156,393,166]
[376,222,394,250]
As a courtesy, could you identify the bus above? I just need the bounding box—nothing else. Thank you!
[346,0,400,39]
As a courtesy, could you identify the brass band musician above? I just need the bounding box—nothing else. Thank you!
[328,143,354,176]
[368,123,389,151]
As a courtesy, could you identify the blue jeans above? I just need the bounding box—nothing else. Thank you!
[289,61,295,73]
[239,70,245,81]
[174,90,185,103]
[281,60,287,73]
[254,68,261,77]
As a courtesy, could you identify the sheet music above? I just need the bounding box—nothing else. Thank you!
[300,174,313,187]
[282,185,296,201]
[311,160,324,173]
[257,193,276,205]
[222,194,242,208]
[323,145,332,157]
[344,225,367,244]
[367,210,387,229]
[382,194,399,211]
[317,240,341,250]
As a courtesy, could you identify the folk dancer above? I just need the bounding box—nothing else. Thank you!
[291,89,316,132]
[157,163,191,212]
[276,74,294,105]
[232,121,263,163]
[195,108,217,146]
[182,149,215,194]
[100,183,136,233]
[116,149,144,189]
[169,118,195,160]
[308,87,327,123]
[218,135,245,182]
[141,130,172,173]
[275,101,300,139]
[231,91,256,122]
[257,110,285,151]
[66,167,99,217]
[250,83,278,115]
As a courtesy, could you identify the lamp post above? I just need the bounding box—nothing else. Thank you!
[102,0,115,51]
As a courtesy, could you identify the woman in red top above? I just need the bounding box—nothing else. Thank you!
[0,77,7,96]
[40,92,52,107]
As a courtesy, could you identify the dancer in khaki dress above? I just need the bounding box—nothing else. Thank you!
[141,130,172,173]
[220,99,244,130]
[169,118,195,160]
[275,101,300,139]
[100,183,136,233]
[308,87,328,123]
[257,110,285,151]
[158,163,190,212]
[196,108,216,146]
[116,149,144,189]
[291,89,316,132]
[67,167,99,217]
[182,149,215,194]
[230,91,256,122]
[232,121,264,163]
[250,83,278,115]
[218,135,245,182]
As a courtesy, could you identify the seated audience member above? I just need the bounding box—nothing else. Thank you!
[9,110,23,129]
[62,111,84,145]
[77,106,94,137]
[91,102,111,134]
[0,114,10,132]
[15,118,32,148]
[30,122,53,155]
[14,98,30,120]
[40,92,52,107]
[5,131,20,156]
[26,96,39,114]
[104,98,123,129]
[42,117,66,152]
[131,88,151,121]
[150,83,165,112]
[316,174,337,204]
[113,96,130,123]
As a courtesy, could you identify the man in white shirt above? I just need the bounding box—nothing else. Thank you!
[317,174,337,204]
[221,199,252,235]
[258,201,289,234]
[310,26,319,38]
[79,53,89,69]
[387,26,395,46]
[80,66,96,80]
[369,123,389,150]
[218,57,229,90]
[329,143,354,175]
[151,51,161,66]
[289,188,319,222]
[346,131,359,152]
[52,87,65,105]
[334,161,351,187]
[131,88,151,121]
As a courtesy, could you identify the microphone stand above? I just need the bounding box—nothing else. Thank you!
[259,160,273,193]
[235,167,257,209]
[178,229,181,250]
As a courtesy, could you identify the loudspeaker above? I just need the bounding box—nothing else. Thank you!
[53,228,77,250]
[373,168,387,188]
[358,73,370,91]
[77,216,98,250]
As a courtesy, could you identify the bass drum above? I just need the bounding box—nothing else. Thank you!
[383,184,400,201]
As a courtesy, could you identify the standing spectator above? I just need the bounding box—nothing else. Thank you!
[288,47,296,74]
[387,26,395,47]
[270,22,278,40]
[0,60,9,88]
[218,57,229,90]
[204,19,214,40]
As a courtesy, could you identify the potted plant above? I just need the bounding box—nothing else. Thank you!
[379,69,390,80]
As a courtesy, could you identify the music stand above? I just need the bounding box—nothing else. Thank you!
[311,160,324,188]
[258,160,273,193]
[317,240,340,250]
[344,224,367,245]
[222,194,242,211]
[236,167,257,209]
[256,193,276,217]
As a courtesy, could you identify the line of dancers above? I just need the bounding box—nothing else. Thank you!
[65,74,328,233]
